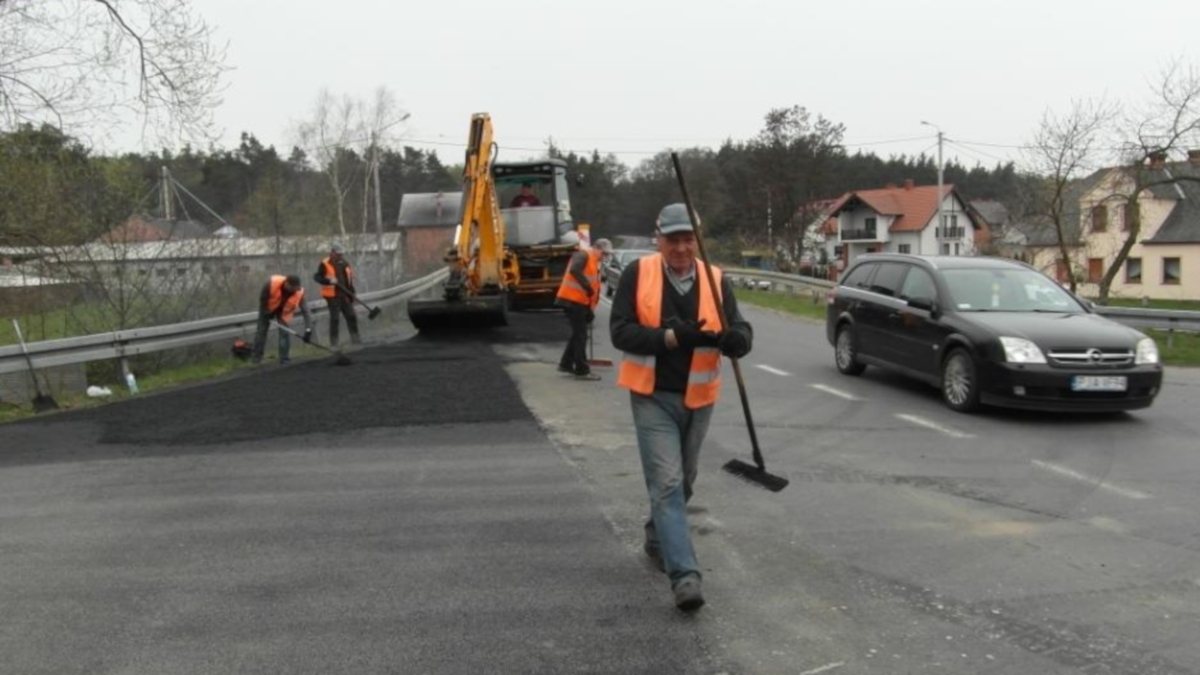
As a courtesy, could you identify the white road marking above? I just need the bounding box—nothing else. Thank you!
[895,413,975,439]
[810,383,860,401]
[799,664,845,675]
[755,364,792,377]
[1031,460,1152,500]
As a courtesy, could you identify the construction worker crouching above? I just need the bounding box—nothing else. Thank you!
[252,274,314,365]
[314,241,361,347]
[555,237,612,380]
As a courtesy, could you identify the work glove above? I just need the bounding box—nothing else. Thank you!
[718,330,751,359]
[318,277,333,285]
[672,319,721,350]
[586,309,595,324]
[302,328,313,344]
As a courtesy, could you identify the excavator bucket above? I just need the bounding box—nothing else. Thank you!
[407,294,508,332]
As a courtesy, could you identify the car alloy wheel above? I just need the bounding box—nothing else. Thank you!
[942,349,980,412]
[835,325,866,375]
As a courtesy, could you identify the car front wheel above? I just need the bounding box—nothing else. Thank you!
[941,349,981,412]
[834,325,866,375]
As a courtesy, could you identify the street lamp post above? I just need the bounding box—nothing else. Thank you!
[921,120,945,255]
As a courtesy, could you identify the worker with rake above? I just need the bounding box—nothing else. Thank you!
[610,203,753,612]
[252,274,314,365]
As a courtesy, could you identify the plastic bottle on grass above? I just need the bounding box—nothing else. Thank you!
[124,372,139,395]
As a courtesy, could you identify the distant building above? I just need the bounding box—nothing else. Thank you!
[101,215,212,243]
[397,192,462,277]
[821,180,987,269]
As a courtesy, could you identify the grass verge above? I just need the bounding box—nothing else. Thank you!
[738,288,827,322]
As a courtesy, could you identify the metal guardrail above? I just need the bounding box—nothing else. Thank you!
[0,268,448,375]
[1090,305,1200,333]
[727,267,1200,333]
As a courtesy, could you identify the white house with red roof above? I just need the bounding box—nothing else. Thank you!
[821,180,987,271]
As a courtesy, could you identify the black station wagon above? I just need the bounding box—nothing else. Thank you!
[825,254,1163,412]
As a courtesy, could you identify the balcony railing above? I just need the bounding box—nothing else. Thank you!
[937,226,965,239]
[840,226,878,241]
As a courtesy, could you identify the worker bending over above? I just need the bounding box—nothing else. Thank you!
[252,274,314,365]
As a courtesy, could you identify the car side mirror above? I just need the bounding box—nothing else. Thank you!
[907,295,940,317]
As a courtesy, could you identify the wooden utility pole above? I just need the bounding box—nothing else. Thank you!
[371,131,388,284]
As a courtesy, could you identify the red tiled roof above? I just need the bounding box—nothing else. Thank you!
[828,184,955,232]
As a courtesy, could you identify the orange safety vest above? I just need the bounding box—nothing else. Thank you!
[266,275,304,323]
[555,249,602,308]
[617,254,724,409]
[319,257,354,299]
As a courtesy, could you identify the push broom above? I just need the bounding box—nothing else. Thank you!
[670,152,788,493]
[272,321,353,366]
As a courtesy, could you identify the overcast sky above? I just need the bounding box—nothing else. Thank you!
[183,0,1199,171]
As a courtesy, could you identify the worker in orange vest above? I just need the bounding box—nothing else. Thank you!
[610,203,752,612]
[252,274,314,365]
[555,237,612,380]
[313,241,361,346]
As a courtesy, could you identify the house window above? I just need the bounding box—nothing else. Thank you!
[954,243,961,256]
[941,243,951,255]
[1120,204,1132,232]
[1125,258,1142,284]
[1055,259,1069,283]
[865,217,877,237]
[898,244,911,254]
[155,268,168,278]
[1087,258,1103,283]
[1163,257,1181,285]
[1091,205,1108,232]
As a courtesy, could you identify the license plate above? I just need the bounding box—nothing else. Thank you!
[1071,375,1128,392]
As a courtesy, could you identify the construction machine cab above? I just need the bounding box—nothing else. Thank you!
[494,159,576,246]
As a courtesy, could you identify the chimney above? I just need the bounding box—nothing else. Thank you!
[1149,151,1167,170]
[1189,149,1200,168]
[903,178,914,191]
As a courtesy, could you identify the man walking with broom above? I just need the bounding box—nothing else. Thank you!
[609,203,752,612]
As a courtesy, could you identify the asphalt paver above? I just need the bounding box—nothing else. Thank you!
[0,312,724,674]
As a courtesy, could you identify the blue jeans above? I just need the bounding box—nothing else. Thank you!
[252,313,292,362]
[630,390,713,585]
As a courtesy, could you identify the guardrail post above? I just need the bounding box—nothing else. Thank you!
[1168,318,1176,350]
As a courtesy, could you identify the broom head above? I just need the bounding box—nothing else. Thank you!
[723,458,789,492]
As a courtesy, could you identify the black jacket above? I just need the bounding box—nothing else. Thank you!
[610,257,752,394]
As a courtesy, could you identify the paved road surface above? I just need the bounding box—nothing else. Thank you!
[2,298,1198,674]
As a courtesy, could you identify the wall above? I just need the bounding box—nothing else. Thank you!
[401,226,455,278]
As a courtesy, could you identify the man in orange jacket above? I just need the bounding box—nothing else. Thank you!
[313,241,361,346]
[252,274,314,365]
[554,237,612,380]
[610,204,752,612]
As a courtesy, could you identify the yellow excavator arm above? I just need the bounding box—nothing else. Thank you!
[407,113,515,330]
[452,113,510,294]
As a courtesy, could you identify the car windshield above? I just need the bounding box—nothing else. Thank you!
[942,267,1084,313]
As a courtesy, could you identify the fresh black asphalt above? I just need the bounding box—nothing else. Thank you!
[0,311,724,674]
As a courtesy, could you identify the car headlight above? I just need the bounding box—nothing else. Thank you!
[1135,337,1159,365]
[999,337,1047,364]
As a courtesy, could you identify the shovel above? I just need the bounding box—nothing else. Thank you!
[335,283,382,320]
[670,153,788,493]
[11,319,59,413]
[272,321,352,366]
